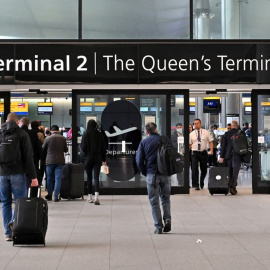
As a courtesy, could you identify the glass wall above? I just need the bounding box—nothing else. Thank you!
[0,0,78,39]
[2,0,270,40]
[258,95,270,182]
[82,0,190,39]
[193,0,270,39]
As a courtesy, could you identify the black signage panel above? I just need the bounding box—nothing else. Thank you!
[0,43,269,84]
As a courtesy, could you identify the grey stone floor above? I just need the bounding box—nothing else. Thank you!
[1,169,270,270]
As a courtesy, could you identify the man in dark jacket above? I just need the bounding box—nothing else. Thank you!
[136,122,171,234]
[219,120,246,195]
[19,117,42,187]
[42,125,68,202]
[0,113,38,241]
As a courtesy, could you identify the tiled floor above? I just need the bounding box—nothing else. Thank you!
[2,168,270,270]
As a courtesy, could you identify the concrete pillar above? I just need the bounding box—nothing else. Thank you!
[221,0,240,39]
[196,97,209,129]
[194,0,211,39]
[226,93,240,115]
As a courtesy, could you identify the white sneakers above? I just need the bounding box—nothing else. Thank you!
[87,193,100,205]
[87,194,93,203]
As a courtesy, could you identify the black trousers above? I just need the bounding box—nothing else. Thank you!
[226,154,242,188]
[191,151,208,187]
[85,160,102,194]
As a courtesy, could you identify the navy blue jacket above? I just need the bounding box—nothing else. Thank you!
[220,128,246,160]
[136,133,161,176]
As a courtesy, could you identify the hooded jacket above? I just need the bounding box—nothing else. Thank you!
[0,121,37,179]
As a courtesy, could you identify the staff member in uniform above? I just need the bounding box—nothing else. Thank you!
[189,119,214,190]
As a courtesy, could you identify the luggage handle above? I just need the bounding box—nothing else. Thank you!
[28,186,42,198]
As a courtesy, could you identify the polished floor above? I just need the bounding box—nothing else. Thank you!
[2,168,270,270]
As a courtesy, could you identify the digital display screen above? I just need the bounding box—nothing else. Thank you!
[140,107,148,112]
[203,99,221,113]
[37,106,53,115]
[80,107,92,112]
[189,106,195,115]
[244,106,252,115]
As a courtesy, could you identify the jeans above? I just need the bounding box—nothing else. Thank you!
[46,164,64,200]
[85,160,102,194]
[0,174,26,235]
[146,174,171,230]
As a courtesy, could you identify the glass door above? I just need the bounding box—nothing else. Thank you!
[252,90,270,193]
[72,90,189,195]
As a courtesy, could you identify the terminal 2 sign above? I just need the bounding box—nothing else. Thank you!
[1,43,270,84]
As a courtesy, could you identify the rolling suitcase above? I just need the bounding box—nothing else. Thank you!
[12,187,48,246]
[208,166,229,195]
[60,163,84,200]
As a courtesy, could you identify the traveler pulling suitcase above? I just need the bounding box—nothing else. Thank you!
[12,187,48,246]
[208,166,230,195]
[60,163,84,200]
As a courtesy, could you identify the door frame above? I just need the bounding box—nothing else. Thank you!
[72,89,190,195]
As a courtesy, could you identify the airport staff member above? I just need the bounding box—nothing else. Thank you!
[189,118,214,190]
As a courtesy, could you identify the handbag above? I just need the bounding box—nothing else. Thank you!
[101,165,109,174]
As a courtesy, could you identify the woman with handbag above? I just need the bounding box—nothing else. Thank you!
[81,120,107,205]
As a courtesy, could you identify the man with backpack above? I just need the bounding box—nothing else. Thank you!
[219,120,247,195]
[0,113,38,241]
[136,122,172,234]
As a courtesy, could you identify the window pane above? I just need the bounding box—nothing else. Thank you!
[82,0,190,39]
[0,0,78,39]
[194,0,270,39]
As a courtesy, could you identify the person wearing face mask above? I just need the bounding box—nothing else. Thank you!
[171,123,183,152]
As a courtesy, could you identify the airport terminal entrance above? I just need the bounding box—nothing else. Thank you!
[72,90,189,195]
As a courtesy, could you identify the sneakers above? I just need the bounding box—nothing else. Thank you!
[94,198,100,205]
[5,234,12,241]
[87,194,93,203]
[163,219,171,233]
[54,198,60,202]
[154,228,163,234]
[45,194,52,201]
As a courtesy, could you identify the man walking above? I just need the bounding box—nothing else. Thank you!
[19,117,42,189]
[136,122,171,234]
[0,113,38,241]
[219,120,245,195]
[189,118,214,190]
[43,125,68,202]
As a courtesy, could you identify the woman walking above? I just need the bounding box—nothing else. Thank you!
[81,120,107,205]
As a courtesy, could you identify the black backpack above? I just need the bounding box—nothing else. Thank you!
[0,128,21,165]
[157,136,183,176]
[231,130,248,155]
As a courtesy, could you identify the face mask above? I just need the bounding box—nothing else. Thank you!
[177,128,182,133]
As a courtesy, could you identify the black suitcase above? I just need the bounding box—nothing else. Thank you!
[208,167,229,195]
[12,187,48,246]
[60,163,84,200]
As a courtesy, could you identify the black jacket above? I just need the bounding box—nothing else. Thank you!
[81,131,106,163]
[21,125,42,163]
[0,121,37,179]
[220,128,245,160]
